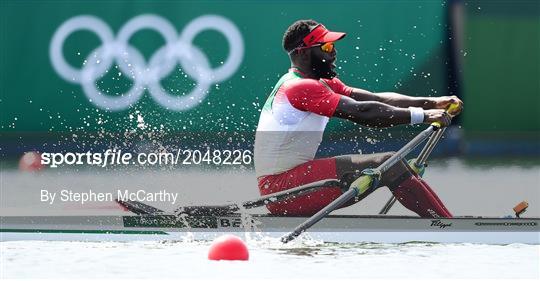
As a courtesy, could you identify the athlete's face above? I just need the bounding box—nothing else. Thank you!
[309,44,337,79]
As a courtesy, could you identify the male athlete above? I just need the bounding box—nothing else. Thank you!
[254,20,463,218]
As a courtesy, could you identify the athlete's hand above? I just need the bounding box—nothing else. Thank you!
[433,95,463,116]
[424,109,452,127]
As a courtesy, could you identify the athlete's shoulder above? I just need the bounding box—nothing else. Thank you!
[281,77,342,117]
[321,76,346,86]
[321,76,353,96]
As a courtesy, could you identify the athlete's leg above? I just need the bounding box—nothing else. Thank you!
[335,153,452,218]
[410,175,453,217]
[335,152,411,191]
[258,158,343,216]
[259,153,452,217]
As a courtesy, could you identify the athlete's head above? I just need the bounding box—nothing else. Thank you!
[283,20,346,79]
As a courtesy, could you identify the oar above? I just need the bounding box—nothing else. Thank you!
[173,179,342,216]
[379,103,460,214]
[280,124,439,243]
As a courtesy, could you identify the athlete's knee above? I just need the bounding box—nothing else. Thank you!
[379,151,415,188]
[344,152,394,171]
[381,151,413,170]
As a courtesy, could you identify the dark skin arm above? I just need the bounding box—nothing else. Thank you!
[349,88,436,109]
[333,95,452,128]
[348,88,463,111]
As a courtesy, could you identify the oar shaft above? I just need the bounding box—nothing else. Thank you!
[281,187,358,243]
[416,128,446,165]
[377,125,437,173]
[416,103,459,166]
[379,196,397,214]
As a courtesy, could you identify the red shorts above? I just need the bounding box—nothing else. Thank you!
[258,158,348,216]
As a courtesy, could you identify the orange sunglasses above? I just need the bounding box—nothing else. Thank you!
[289,42,335,54]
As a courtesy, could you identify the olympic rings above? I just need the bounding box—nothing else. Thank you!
[50,14,244,111]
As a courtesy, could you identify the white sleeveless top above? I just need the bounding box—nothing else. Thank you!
[254,69,352,178]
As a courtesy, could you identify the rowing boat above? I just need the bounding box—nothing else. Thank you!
[3,119,537,245]
[1,214,538,244]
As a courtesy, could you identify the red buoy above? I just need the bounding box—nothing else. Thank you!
[18,151,44,171]
[208,235,249,261]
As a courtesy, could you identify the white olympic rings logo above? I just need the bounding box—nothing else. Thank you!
[50,14,244,111]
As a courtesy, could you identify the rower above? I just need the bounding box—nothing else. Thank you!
[254,19,463,218]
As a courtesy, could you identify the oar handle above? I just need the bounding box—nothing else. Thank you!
[447,103,461,115]
[432,103,460,128]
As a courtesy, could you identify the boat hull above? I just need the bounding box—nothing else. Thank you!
[1,215,539,244]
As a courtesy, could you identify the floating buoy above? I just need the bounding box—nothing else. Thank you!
[18,151,44,171]
[208,235,249,261]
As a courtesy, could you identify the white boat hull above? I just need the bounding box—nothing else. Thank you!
[1,231,539,245]
[1,215,539,244]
